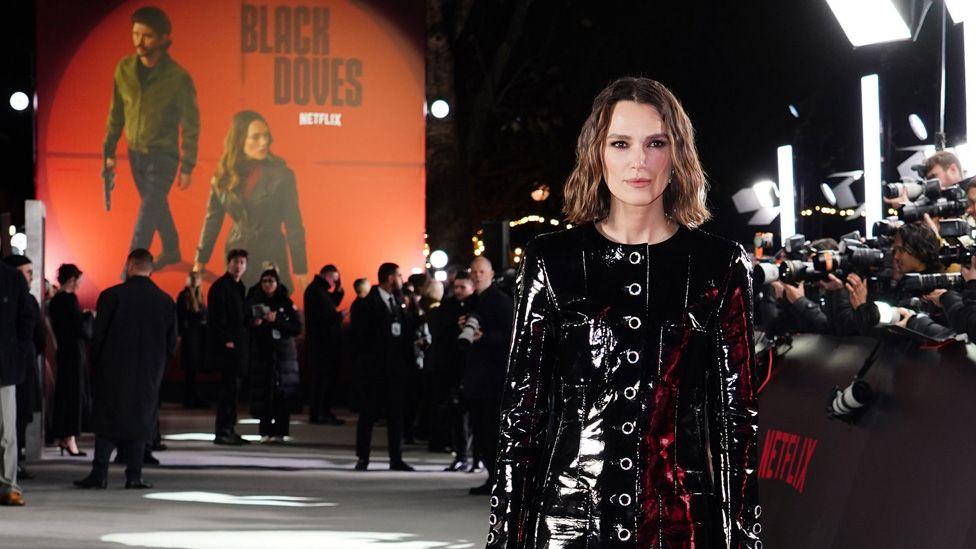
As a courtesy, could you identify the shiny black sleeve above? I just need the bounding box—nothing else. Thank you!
[708,245,761,548]
[486,240,557,548]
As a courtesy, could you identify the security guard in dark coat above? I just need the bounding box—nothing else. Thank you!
[74,249,176,489]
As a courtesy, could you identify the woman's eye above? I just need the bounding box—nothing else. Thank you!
[609,141,628,149]
[648,139,668,148]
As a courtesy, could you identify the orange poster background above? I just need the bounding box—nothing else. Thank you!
[36,0,426,309]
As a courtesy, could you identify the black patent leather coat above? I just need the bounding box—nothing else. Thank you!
[486,223,761,548]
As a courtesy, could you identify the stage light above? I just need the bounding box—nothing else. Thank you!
[946,0,971,23]
[11,233,26,252]
[530,184,550,201]
[9,91,28,111]
[777,145,796,241]
[410,267,423,274]
[752,180,779,209]
[908,114,928,141]
[429,99,450,119]
[433,270,447,282]
[861,74,883,237]
[789,104,800,118]
[821,183,837,206]
[966,19,976,158]
[429,249,448,269]
[825,0,911,47]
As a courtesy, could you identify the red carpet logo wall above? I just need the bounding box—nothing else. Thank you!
[36,1,425,307]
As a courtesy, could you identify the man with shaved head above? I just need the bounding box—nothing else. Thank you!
[460,256,513,495]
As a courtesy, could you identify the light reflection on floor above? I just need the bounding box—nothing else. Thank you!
[143,491,336,507]
[162,433,269,442]
[100,531,476,549]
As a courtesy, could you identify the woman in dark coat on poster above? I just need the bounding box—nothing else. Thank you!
[247,269,302,443]
[48,264,92,456]
[485,78,760,548]
[193,110,308,293]
[177,270,208,408]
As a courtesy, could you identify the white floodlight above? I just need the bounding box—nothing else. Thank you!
[861,74,883,237]
[825,0,911,47]
[777,146,796,241]
[908,114,928,141]
[9,91,28,111]
[429,249,448,269]
[752,180,779,209]
[430,99,450,119]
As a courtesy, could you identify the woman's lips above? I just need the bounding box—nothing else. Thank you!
[625,178,652,188]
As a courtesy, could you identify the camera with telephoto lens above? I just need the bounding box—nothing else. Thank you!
[898,272,964,295]
[900,197,970,223]
[753,261,780,286]
[778,259,828,284]
[458,313,482,347]
[883,178,955,202]
[939,242,976,268]
[812,248,886,277]
[251,303,271,318]
[828,379,875,422]
[783,234,812,260]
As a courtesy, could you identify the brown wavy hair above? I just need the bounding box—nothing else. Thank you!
[213,110,281,193]
[562,77,711,227]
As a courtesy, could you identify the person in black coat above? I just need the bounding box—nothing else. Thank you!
[247,269,302,442]
[208,249,250,445]
[74,249,176,489]
[304,264,345,425]
[462,256,514,494]
[176,270,208,408]
[0,258,33,506]
[49,263,93,457]
[353,263,415,471]
[2,255,45,482]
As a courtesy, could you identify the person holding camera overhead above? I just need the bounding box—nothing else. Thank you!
[246,269,302,443]
[460,256,513,495]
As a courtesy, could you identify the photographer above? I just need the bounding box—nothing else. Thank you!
[758,238,835,335]
[825,223,954,340]
[460,257,513,495]
[925,256,976,341]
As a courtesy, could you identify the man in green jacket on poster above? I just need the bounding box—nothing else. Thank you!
[103,6,199,271]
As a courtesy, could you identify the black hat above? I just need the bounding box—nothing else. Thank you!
[132,6,172,36]
[57,263,83,285]
[2,254,31,268]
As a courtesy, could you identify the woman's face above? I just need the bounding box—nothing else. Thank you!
[243,120,271,161]
[601,101,673,210]
[261,276,278,296]
[892,233,926,275]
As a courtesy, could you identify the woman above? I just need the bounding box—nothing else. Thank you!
[48,264,93,457]
[194,110,308,292]
[247,269,302,443]
[176,270,208,408]
[486,78,761,548]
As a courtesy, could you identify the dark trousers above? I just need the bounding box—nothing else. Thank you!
[214,352,243,437]
[128,151,179,254]
[355,371,404,463]
[466,397,501,482]
[309,347,339,420]
[447,390,472,461]
[91,436,144,482]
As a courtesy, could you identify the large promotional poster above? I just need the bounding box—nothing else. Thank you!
[36,1,425,308]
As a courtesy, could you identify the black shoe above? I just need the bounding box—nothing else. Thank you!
[125,479,154,489]
[390,461,415,472]
[152,250,181,271]
[143,452,160,466]
[354,459,369,471]
[444,459,467,472]
[467,462,483,473]
[73,476,107,490]
[17,465,35,480]
[151,442,167,452]
[214,434,248,446]
[468,482,492,495]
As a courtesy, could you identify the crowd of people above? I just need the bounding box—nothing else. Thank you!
[756,150,976,345]
[0,243,518,505]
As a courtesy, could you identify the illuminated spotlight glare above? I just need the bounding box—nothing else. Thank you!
[908,114,928,141]
[429,249,449,269]
[163,433,262,442]
[789,104,799,118]
[751,180,779,209]
[954,143,976,174]
[821,183,837,206]
[100,530,476,549]
[410,267,423,274]
[434,270,447,282]
[144,492,336,508]
[9,91,28,111]
[825,0,911,47]
[7,226,14,237]
[861,74,882,237]
[430,99,450,119]
[777,145,796,241]
[11,233,25,251]
[946,0,971,23]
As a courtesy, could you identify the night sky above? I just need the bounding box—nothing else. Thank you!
[0,1,969,249]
